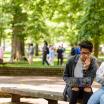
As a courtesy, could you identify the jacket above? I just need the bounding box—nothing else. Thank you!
[63,55,98,101]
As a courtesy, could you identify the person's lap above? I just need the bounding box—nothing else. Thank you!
[100,94,104,104]
[87,88,104,104]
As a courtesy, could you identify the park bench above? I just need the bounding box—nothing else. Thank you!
[0,84,68,104]
[0,82,100,104]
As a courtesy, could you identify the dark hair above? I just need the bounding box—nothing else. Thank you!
[44,41,48,46]
[79,40,93,52]
[30,43,33,46]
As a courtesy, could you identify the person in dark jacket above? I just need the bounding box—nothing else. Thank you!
[57,46,64,65]
[42,41,49,65]
[63,40,98,104]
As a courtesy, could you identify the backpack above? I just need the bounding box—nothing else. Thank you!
[46,47,49,54]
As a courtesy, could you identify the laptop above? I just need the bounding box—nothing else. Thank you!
[67,77,91,87]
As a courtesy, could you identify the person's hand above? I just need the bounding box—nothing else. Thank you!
[72,87,79,91]
[84,87,92,92]
[83,57,91,70]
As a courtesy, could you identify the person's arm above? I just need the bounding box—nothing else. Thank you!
[96,62,104,85]
[88,58,98,83]
[63,60,70,83]
[63,56,76,85]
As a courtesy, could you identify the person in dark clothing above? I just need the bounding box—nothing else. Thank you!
[70,44,76,55]
[63,40,98,104]
[57,46,64,65]
[42,41,49,65]
[70,47,76,55]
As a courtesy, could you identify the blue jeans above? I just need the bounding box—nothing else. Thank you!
[87,87,104,104]
[100,94,104,104]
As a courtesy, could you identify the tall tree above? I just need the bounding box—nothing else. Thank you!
[78,0,104,57]
[10,0,27,61]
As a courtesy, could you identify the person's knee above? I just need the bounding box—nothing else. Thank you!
[84,87,92,92]
[100,94,104,104]
[72,87,79,91]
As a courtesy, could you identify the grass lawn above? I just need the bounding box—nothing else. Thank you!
[1,52,67,68]
[2,51,104,68]
[0,60,67,68]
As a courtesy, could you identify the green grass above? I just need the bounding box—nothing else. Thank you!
[0,60,66,68]
[2,51,104,68]
[1,52,67,68]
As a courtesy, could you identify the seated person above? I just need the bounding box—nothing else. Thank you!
[87,62,104,104]
[63,40,98,104]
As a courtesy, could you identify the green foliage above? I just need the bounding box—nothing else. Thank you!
[78,0,104,40]
[1,0,104,47]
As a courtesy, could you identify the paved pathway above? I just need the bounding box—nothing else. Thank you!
[0,76,101,104]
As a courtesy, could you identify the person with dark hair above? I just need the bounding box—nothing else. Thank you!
[79,40,93,53]
[57,46,64,65]
[42,41,49,65]
[70,44,76,56]
[44,40,48,46]
[63,40,98,104]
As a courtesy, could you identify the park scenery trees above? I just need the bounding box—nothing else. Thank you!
[0,0,104,63]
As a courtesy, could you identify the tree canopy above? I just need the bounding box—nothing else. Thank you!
[0,0,104,59]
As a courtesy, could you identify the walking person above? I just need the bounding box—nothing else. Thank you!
[63,40,98,104]
[28,43,35,64]
[48,46,55,66]
[57,46,64,65]
[42,41,49,65]
[70,44,76,56]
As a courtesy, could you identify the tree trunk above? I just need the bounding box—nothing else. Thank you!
[35,43,39,56]
[93,35,100,58]
[10,5,27,62]
[11,34,25,62]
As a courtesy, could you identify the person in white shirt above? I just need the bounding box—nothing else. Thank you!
[87,62,104,104]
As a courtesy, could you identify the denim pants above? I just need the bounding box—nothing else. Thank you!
[100,94,104,104]
[87,87,104,104]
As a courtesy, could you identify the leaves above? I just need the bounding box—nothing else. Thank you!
[1,0,104,45]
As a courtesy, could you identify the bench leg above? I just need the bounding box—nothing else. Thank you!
[47,99,58,104]
[11,94,20,102]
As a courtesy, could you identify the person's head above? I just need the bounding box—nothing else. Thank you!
[44,41,48,46]
[30,43,33,46]
[79,40,93,61]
